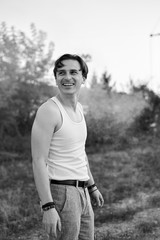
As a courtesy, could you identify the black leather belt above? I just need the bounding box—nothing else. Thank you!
[50,179,88,188]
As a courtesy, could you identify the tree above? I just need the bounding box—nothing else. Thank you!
[101,70,112,95]
[81,54,92,63]
[130,82,160,136]
[0,22,55,150]
[90,71,98,88]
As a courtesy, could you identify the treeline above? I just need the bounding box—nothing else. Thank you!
[1,22,160,154]
[129,84,160,137]
[0,22,58,152]
[0,22,113,153]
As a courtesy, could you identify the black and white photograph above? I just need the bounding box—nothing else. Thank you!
[0,0,160,239]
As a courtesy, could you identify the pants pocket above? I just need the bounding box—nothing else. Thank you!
[50,184,68,213]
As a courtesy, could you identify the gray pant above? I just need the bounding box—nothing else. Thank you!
[49,184,94,240]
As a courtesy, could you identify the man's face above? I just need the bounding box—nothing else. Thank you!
[55,59,85,95]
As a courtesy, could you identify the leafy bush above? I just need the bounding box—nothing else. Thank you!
[129,87,160,137]
[0,22,56,152]
[85,111,131,150]
[130,107,154,135]
[85,112,114,145]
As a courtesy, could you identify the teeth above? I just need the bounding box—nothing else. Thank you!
[63,83,74,86]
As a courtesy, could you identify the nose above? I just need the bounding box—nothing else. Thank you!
[65,72,72,80]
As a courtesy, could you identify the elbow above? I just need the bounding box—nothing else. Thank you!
[32,155,47,169]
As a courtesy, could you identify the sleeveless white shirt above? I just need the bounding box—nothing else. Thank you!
[47,97,89,181]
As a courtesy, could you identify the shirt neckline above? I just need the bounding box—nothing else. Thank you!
[55,96,83,124]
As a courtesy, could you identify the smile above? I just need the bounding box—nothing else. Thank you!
[62,83,75,86]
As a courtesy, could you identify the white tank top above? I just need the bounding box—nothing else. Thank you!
[47,97,89,181]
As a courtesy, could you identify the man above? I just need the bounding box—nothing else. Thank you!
[31,54,104,240]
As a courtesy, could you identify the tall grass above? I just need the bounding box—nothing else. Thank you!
[0,154,41,239]
[1,89,160,239]
[1,133,160,239]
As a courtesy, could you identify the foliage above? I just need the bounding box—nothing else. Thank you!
[1,138,160,239]
[0,22,56,151]
[85,110,130,150]
[101,70,112,94]
[129,85,160,137]
[81,54,92,63]
[90,71,98,89]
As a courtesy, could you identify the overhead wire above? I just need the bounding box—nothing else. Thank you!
[149,16,160,79]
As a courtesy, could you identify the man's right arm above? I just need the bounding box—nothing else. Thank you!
[31,102,55,204]
[31,101,61,236]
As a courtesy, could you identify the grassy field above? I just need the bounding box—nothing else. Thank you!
[1,136,160,240]
[1,89,160,240]
[89,138,160,240]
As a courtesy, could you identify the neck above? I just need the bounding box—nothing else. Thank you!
[56,93,78,111]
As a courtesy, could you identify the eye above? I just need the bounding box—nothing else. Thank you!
[58,71,65,76]
[70,70,78,75]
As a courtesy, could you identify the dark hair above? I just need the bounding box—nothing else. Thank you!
[53,54,88,79]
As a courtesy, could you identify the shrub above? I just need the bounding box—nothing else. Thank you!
[0,135,31,154]
[130,107,154,135]
[129,88,160,137]
[85,111,131,149]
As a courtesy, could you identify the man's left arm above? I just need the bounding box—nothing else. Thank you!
[85,154,104,207]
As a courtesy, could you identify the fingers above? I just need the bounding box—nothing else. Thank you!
[99,194,104,207]
[43,223,60,238]
[57,217,62,232]
[91,196,101,208]
[42,208,61,237]
[43,218,61,238]
[51,224,59,238]
[43,223,53,236]
[95,196,101,207]
[97,197,103,207]
[91,190,104,208]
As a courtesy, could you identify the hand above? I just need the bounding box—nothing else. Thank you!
[90,189,104,207]
[42,208,61,238]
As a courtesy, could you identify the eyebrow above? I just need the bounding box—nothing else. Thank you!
[57,69,81,72]
[57,69,81,71]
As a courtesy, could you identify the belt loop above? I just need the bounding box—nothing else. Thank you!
[84,187,87,198]
[84,181,88,188]
[76,180,78,188]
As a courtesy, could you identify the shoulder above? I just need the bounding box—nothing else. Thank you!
[37,99,59,116]
[34,99,61,127]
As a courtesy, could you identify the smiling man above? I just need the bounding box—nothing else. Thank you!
[31,54,104,240]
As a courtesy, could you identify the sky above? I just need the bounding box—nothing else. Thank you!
[0,0,160,92]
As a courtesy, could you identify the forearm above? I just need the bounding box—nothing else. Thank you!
[86,155,104,207]
[33,159,61,235]
[32,158,53,205]
[87,164,95,186]
[85,154,95,186]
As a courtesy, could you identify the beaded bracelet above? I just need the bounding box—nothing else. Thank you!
[42,202,55,211]
[89,188,98,195]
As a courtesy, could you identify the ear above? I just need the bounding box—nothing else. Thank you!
[82,77,86,84]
